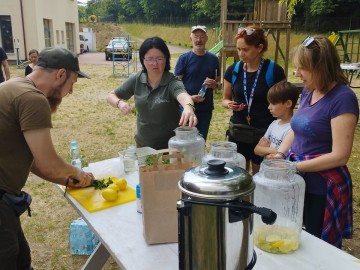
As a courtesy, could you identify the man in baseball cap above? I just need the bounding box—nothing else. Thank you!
[37,47,90,79]
[174,25,220,141]
[0,46,94,268]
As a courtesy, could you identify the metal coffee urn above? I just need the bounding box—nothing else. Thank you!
[177,160,276,270]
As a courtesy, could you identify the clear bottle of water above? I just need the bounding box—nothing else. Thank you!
[70,141,82,169]
[198,83,207,97]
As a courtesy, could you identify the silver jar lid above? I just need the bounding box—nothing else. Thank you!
[179,159,255,200]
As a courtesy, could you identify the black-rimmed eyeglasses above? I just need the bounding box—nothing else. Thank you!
[144,57,165,64]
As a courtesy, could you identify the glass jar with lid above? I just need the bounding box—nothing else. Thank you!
[253,159,305,254]
[168,127,205,165]
[202,141,246,169]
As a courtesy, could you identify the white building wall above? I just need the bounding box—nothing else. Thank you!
[0,0,80,62]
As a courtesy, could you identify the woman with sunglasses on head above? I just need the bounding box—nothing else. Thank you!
[107,36,197,150]
[222,26,286,174]
[270,36,359,248]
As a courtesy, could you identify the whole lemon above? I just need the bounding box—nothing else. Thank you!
[101,188,118,201]
[116,178,127,191]
[108,183,120,192]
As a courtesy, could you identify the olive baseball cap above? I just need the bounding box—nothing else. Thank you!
[37,47,90,79]
[191,25,207,33]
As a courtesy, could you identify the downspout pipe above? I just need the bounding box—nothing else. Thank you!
[20,0,27,60]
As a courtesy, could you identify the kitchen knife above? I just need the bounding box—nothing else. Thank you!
[67,178,101,187]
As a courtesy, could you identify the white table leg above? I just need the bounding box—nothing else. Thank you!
[81,242,110,270]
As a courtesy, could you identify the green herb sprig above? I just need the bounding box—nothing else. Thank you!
[92,178,113,190]
[144,154,170,166]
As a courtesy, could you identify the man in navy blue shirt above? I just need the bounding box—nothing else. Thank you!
[175,26,220,141]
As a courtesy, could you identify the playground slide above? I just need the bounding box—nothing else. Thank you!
[209,40,223,54]
[328,32,339,44]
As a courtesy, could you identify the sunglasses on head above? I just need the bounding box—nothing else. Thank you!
[302,36,319,48]
[238,27,256,35]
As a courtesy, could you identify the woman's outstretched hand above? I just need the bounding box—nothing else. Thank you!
[179,106,197,127]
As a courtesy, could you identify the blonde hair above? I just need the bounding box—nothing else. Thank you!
[292,37,348,93]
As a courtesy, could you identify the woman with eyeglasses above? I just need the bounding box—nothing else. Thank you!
[222,26,286,174]
[271,36,359,248]
[107,36,197,150]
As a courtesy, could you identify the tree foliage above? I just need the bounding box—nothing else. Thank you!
[279,0,303,19]
[82,0,359,31]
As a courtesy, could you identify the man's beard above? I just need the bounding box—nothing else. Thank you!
[47,95,62,113]
[47,83,66,113]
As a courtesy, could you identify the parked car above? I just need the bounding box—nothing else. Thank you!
[105,37,132,61]
[79,34,89,54]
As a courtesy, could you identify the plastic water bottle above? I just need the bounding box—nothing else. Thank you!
[136,184,142,214]
[70,141,82,169]
[198,83,207,97]
[124,145,137,173]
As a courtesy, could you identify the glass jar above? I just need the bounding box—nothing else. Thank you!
[253,159,305,254]
[168,127,205,165]
[123,145,138,173]
[202,141,246,169]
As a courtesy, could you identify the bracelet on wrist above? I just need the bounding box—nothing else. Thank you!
[185,103,195,112]
[116,99,121,108]
[276,152,286,159]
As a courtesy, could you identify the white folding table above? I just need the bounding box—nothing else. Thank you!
[58,158,360,270]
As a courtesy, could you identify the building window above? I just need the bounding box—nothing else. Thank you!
[56,30,60,44]
[43,19,52,47]
[66,22,75,52]
[0,15,14,53]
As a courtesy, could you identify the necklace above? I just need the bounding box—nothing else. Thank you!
[243,60,264,125]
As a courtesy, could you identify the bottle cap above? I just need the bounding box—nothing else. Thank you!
[70,141,78,148]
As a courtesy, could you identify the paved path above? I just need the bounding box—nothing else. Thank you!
[167,44,188,54]
[78,44,188,65]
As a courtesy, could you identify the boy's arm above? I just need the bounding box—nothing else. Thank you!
[254,137,277,157]
[267,130,294,159]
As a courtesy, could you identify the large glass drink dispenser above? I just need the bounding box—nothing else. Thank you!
[202,141,246,169]
[168,126,205,165]
[253,159,305,254]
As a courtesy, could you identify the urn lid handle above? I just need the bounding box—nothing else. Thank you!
[204,160,229,176]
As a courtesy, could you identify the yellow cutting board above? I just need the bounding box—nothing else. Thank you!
[65,186,136,213]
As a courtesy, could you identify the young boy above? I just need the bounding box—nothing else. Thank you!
[254,81,300,158]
